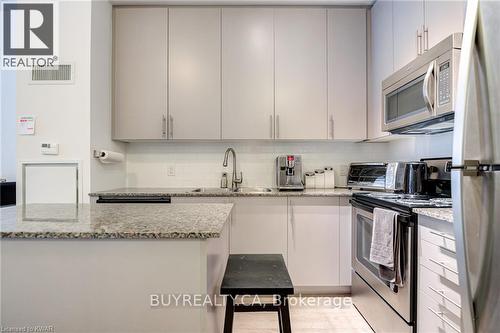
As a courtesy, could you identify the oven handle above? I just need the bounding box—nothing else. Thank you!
[350,199,412,222]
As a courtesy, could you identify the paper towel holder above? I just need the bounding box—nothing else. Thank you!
[92,150,103,158]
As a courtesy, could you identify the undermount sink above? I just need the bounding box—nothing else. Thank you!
[191,187,273,194]
[191,188,232,193]
[233,187,273,193]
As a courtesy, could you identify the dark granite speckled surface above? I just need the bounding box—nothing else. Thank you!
[0,203,233,239]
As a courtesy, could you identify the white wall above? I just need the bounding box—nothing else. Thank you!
[386,132,454,161]
[15,1,92,203]
[14,0,127,202]
[1,71,16,181]
[90,0,127,192]
[126,141,390,188]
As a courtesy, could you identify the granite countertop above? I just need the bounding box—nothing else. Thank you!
[413,208,453,223]
[0,203,233,239]
[88,187,358,198]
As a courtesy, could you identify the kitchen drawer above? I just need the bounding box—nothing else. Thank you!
[420,239,459,285]
[420,225,456,253]
[419,264,461,318]
[418,291,461,333]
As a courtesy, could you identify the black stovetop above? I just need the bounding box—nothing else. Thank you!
[352,192,452,214]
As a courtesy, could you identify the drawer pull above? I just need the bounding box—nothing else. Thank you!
[428,285,461,308]
[429,258,459,274]
[428,307,461,333]
[430,230,456,241]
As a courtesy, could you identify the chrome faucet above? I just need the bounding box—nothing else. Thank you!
[223,147,243,190]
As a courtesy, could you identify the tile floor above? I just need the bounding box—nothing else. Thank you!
[233,296,374,333]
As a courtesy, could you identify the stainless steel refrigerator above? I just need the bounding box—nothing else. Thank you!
[452,0,500,332]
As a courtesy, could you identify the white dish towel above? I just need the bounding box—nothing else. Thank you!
[369,207,399,268]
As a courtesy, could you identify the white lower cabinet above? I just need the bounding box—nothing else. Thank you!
[418,215,462,333]
[174,196,352,289]
[229,198,288,261]
[287,197,350,288]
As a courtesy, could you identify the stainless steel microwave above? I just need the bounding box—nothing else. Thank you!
[382,33,462,134]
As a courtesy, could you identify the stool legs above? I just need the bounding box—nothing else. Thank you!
[223,296,234,333]
[279,296,292,333]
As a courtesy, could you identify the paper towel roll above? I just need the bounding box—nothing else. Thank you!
[98,150,124,164]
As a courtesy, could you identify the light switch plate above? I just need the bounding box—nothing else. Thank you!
[41,143,59,155]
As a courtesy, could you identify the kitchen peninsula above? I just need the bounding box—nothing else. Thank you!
[0,203,233,332]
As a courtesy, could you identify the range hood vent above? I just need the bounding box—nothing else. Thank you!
[389,113,454,135]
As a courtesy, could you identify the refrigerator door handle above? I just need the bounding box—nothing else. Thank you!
[451,1,480,332]
[449,160,500,176]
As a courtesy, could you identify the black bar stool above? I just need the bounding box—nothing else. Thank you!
[220,254,294,333]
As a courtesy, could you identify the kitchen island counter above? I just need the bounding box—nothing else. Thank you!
[0,203,233,239]
[1,203,232,332]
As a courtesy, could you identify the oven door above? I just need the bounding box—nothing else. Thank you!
[351,200,414,323]
[382,61,436,132]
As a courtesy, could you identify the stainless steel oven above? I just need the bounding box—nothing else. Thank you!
[351,199,416,333]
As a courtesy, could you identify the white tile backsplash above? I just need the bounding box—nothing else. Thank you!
[125,141,391,188]
[125,133,454,189]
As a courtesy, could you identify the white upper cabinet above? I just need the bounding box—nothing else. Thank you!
[327,8,367,141]
[113,8,167,140]
[275,8,328,140]
[368,0,393,140]
[222,8,274,140]
[393,0,424,71]
[424,0,465,49]
[168,8,221,140]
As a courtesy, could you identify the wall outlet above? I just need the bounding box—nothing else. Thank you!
[167,165,175,176]
[339,165,349,177]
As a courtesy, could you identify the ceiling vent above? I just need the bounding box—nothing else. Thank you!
[30,64,74,84]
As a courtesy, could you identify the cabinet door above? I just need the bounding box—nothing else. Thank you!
[368,0,393,140]
[222,8,274,140]
[327,9,367,141]
[287,197,340,286]
[425,0,465,49]
[393,0,424,71]
[230,198,288,262]
[275,9,327,140]
[113,8,167,140]
[168,8,221,140]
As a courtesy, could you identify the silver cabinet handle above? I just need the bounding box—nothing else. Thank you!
[430,230,455,242]
[429,258,458,274]
[162,115,167,139]
[270,115,274,139]
[427,307,461,332]
[329,115,334,139]
[416,29,423,55]
[276,115,280,139]
[428,285,461,308]
[169,115,173,139]
[423,25,429,52]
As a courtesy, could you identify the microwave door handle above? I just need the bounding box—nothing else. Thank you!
[423,61,435,113]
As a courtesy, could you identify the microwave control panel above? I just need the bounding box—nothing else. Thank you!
[438,61,451,106]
